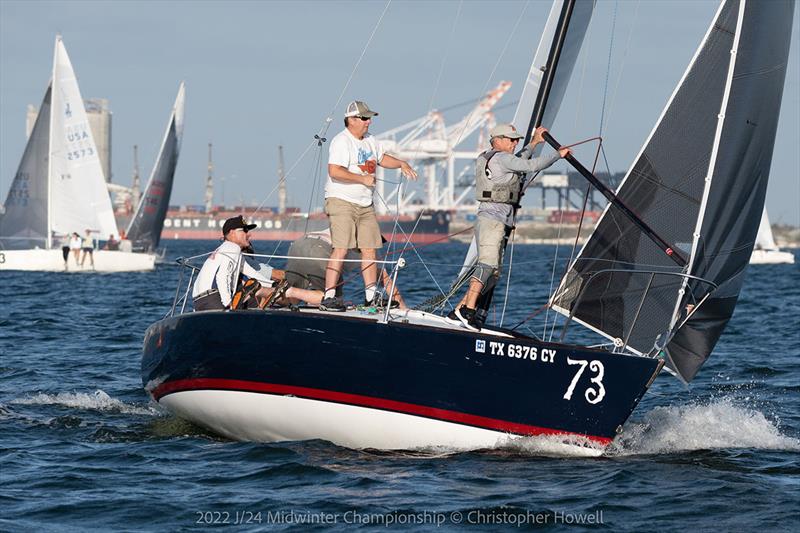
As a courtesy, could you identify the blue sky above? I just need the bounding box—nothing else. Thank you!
[1,0,798,224]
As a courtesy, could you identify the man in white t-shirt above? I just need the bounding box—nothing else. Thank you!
[320,100,417,312]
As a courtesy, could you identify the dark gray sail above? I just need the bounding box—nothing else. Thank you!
[552,0,795,382]
[666,0,795,381]
[125,83,185,252]
[0,86,51,250]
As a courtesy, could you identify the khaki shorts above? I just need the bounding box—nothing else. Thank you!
[476,216,507,268]
[325,197,382,250]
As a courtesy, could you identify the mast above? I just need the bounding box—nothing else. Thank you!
[474,0,590,320]
[278,145,286,214]
[46,36,59,250]
[204,142,214,212]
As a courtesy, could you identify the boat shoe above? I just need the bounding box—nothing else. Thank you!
[320,296,346,312]
[454,306,480,331]
[364,294,399,309]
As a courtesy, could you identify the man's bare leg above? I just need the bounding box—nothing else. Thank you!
[324,248,348,298]
[361,248,378,292]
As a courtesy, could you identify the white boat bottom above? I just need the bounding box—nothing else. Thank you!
[0,249,156,272]
[749,249,795,264]
[160,389,604,457]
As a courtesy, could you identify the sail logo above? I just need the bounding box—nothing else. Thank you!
[66,130,90,142]
[65,102,72,118]
[475,340,486,353]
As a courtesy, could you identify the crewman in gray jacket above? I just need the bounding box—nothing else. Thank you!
[449,123,570,330]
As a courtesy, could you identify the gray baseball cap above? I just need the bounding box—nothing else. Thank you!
[345,101,379,118]
[489,123,524,140]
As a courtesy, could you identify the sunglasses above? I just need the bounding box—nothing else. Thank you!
[357,116,373,121]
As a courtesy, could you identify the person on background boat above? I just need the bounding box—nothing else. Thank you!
[118,229,132,253]
[80,229,95,269]
[69,232,82,266]
[287,229,406,310]
[320,100,418,312]
[103,234,119,251]
[192,215,321,311]
[447,124,570,331]
[58,233,70,270]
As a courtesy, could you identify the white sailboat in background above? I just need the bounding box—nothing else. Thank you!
[750,209,795,264]
[0,36,155,272]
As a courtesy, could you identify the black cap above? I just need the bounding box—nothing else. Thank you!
[222,215,257,235]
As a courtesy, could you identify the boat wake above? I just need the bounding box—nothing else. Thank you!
[608,399,800,455]
[11,389,160,416]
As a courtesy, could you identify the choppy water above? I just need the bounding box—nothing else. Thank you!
[1,241,798,531]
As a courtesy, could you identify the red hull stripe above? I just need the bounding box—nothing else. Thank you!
[153,378,612,445]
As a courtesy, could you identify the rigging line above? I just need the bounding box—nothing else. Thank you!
[543,208,566,341]
[603,0,640,132]
[553,137,604,292]
[451,0,530,149]
[247,138,317,217]
[510,302,550,331]
[499,226,516,327]
[427,0,463,114]
[260,143,327,265]
[546,141,606,340]
[374,189,448,302]
[321,0,392,140]
[303,145,326,235]
[598,0,618,136]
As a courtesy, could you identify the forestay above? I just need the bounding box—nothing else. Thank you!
[551,0,795,382]
[126,82,185,252]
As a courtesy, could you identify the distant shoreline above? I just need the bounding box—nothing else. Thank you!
[450,221,800,248]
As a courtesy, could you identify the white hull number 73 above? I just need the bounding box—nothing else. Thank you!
[563,358,606,404]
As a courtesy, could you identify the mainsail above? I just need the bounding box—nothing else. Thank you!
[48,36,119,244]
[126,82,185,252]
[451,0,595,288]
[512,0,595,146]
[0,87,52,250]
[551,0,795,382]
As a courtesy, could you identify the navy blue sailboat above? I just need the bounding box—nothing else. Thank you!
[142,0,794,454]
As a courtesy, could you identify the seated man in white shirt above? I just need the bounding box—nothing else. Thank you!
[192,215,322,311]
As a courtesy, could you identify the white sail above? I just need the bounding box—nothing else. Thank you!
[750,208,795,264]
[48,36,118,242]
[754,209,778,251]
